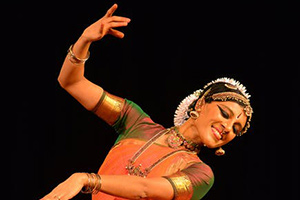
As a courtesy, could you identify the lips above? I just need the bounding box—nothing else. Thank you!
[211,126,223,140]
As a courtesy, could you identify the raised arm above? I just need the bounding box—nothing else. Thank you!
[58,4,131,111]
[42,5,176,200]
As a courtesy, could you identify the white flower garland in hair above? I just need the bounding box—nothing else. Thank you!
[204,77,251,99]
[174,77,251,126]
[174,89,203,126]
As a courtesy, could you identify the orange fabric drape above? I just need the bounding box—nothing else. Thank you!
[92,138,200,200]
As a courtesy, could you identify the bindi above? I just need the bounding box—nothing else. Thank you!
[236,112,242,119]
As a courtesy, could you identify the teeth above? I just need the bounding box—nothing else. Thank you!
[212,127,222,140]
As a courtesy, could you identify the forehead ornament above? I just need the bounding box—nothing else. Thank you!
[211,92,253,117]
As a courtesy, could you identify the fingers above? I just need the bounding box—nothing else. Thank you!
[101,4,130,39]
[102,15,130,38]
[104,4,131,23]
[106,16,131,27]
[76,4,130,42]
[108,16,131,23]
[109,29,125,38]
[109,22,129,29]
[105,3,118,17]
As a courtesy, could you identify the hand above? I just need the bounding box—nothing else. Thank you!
[41,173,87,200]
[81,4,131,42]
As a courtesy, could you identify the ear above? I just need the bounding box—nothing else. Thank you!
[194,97,205,112]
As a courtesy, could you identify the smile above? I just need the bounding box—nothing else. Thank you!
[211,126,223,140]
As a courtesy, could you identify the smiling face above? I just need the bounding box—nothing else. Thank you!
[192,101,247,148]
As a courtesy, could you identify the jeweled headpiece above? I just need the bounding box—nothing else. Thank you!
[174,77,253,136]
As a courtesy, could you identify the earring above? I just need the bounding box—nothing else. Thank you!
[215,147,225,156]
[190,111,199,119]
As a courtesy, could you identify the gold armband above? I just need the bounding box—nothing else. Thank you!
[92,91,124,125]
[164,172,193,200]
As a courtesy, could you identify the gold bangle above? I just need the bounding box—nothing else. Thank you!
[94,173,102,192]
[81,173,93,194]
[81,173,102,194]
[67,44,90,65]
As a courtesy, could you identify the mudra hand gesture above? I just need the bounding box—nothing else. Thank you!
[82,3,131,42]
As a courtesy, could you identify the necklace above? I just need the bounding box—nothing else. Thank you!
[125,127,197,177]
[167,126,200,153]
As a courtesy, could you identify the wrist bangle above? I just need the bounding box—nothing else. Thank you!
[81,173,102,194]
[67,44,90,65]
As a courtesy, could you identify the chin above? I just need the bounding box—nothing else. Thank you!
[203,135,221,149]
[204,142,219,149]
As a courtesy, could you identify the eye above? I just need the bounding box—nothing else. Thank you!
[217,105,229,119]
[233,126,239,135]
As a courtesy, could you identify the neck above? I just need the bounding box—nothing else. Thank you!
[177,119,204,146]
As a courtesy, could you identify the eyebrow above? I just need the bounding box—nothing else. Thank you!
[220,104,234,116]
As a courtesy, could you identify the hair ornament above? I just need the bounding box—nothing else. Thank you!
[225,83,238,90]
[174,89,202,126]
[204,77,251,99]
[174,77,253,135]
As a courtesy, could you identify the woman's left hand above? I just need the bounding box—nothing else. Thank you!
[41,173,87,200]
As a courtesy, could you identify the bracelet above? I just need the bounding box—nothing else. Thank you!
[81,173,102,194]
[67,44,90,65]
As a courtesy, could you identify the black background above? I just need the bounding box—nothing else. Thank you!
[6,0,299,200]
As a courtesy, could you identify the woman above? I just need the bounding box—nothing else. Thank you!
[41,4,253,200]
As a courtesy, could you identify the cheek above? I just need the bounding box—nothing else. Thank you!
[195,111,219,136]
[195,117,211,132]
[202,107,223,123]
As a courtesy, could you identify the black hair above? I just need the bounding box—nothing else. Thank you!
[188,82,248,114]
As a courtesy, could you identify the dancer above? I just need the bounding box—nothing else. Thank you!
[41,4,253,200]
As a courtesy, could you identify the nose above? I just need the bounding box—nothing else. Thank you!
[221,123,232,135]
